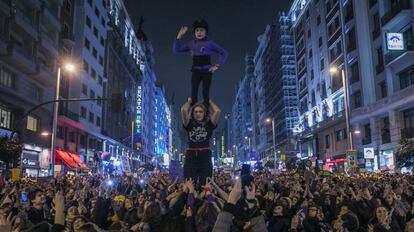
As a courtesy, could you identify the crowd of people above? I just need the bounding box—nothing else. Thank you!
[1,170,414,232]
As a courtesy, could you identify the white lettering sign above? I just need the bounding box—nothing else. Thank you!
[136,86,142,134]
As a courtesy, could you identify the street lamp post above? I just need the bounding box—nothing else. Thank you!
[329,66,353,150]
[266,118,276,166]
[50,62,75,176]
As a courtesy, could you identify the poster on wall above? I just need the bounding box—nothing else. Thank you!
[379,150,395,171]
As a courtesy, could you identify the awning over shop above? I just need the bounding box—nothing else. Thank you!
[55,150,90,170]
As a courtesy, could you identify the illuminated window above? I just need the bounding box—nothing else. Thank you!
[27,115,39,132]
[0,106,12,129]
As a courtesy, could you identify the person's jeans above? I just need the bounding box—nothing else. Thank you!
[191,71,212,107]
[184,149,212,191]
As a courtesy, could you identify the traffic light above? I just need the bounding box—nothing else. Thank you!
[111,93,122,112]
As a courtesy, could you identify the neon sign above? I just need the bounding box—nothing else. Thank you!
[134,85,142,149]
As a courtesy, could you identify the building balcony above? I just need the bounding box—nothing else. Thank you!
[326,0,339,23]
[381,0,411,28]
[401,127,414,139]
[4,42,36,74]
[40,32,59,57]
[385,44,414,68]
[351,84,414,124]
[298,67,306,77]
[15,8,39,39]
[42,3,60,30]
[328,28,342,47]
[31,61,54,87]
[59,107,80,122]
[60,31,75,47]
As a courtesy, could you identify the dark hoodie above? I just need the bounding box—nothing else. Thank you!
[267,215,289,232]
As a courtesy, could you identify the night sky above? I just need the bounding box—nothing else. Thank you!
[124,0,292,122]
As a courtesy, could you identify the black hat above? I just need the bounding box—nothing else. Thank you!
[193,19,208,32]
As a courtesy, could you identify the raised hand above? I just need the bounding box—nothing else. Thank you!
[291,214,300,230]
[176,26,188,39]
[245,183,256,201]
[185,179,195,194]
[227,178,242,205]
[0,212,15,231]
[367,224,374,232]
[204,177,212,191]
[53,191,65,226]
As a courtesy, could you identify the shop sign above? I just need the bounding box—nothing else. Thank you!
[387,33,404,51]
[364,148,375,159]
[21,151,39,168]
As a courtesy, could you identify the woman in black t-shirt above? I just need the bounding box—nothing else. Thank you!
[181,97,221,190]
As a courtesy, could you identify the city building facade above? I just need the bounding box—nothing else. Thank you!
[0,0,62,176]
[231,55,254,163]
[53,0,109,173]
[273,13,299,163]
[289,0,414,172]
[249,13,299,166]
[107,0,158,164]
[169,101,183,161]
[153,85,169,159]
[348,0,414,172]
[104,0,144,172]
[138,40,157,163]
[253,22,285,161]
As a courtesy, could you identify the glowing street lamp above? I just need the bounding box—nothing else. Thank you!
[41,131,50,136]
[329,66,338,74]
[64,63,75,72]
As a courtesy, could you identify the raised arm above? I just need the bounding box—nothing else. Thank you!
[173,26,190,53]
[209,100,221,126]
[181,98,192,127]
